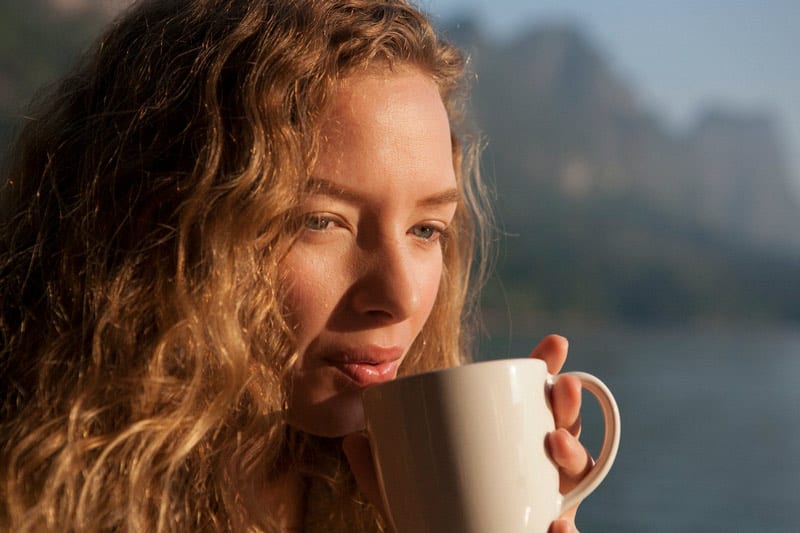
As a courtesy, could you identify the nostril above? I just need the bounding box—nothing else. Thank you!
[365,308,394,319]
[350,274,414,322]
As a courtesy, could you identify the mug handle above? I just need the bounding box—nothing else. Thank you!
[551,371,621,512]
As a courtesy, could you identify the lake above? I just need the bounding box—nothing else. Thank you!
[479,323,800,532]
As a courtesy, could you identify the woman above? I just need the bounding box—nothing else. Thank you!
[0,1,591,531]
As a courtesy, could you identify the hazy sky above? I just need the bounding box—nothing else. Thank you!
[420,0,800,192]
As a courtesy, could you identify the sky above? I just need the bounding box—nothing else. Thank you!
[419,0,800,194]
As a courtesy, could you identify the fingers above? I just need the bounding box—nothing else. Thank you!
[342,433,383,511]
[549,518,580,533]
[546,428,594,488]
[534,335,591,486]
[551,374,582,436]
[530,335,576,432]
[529,334,569,374]
[534,334,585,533]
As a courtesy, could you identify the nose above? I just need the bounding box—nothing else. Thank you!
[350,238,421,322]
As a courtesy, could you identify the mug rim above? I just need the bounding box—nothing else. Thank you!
[362,357,547,399]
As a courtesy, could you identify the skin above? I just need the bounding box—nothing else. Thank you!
[281,66,458,438]
[279,67,590,531]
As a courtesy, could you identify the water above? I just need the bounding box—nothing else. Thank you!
[479,324,800,532]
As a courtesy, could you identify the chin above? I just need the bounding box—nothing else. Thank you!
[285,388,367,437]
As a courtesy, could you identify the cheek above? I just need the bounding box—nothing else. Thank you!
[417,254,445,324]
[280,251,344,346]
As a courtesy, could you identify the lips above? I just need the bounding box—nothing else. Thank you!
[324,345,403,386]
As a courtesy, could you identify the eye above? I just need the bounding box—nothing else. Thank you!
[303,214,337,231]
[411,224,444,241]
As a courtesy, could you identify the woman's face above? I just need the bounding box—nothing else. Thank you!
[281,67,458,437]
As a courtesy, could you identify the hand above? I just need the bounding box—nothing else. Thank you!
[345,334,593,533]
[530,334,594,533]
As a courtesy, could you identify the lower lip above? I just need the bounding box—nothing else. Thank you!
[330,359,401,386]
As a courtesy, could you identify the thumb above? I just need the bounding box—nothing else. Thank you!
[342,432,385,512]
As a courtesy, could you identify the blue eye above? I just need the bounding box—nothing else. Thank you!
[411,225,441,241]
[304,214,335,231]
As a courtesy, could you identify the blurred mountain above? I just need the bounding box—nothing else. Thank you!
[442,20,800,323]
[689,110,798,248]
[0,6,798,323]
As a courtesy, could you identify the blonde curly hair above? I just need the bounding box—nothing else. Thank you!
[0,0,492,530]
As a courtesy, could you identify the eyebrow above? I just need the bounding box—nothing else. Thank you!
[306,178,461,207]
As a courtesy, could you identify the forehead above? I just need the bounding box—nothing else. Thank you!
[311,66,457,202]
[322,65,446,133]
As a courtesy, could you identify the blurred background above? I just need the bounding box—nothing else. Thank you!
[1,0,798,530]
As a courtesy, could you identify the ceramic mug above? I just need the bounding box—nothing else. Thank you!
[362,358,621,533]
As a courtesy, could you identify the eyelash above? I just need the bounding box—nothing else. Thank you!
[300,213,447,243]
[411,224,446,242]
[303,213,340,232]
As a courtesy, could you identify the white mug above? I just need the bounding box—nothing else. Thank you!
[362,358,621,533]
